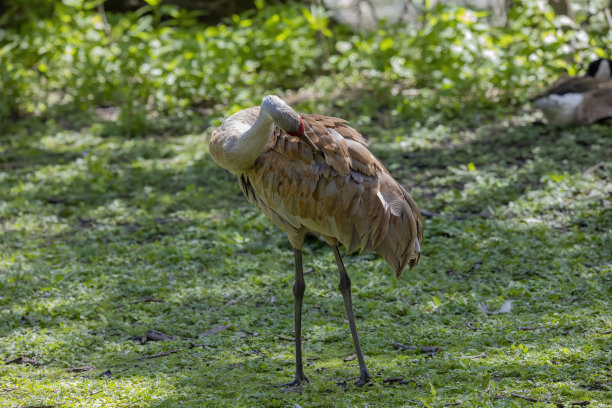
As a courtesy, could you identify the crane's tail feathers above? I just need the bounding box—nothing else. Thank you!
[382,186,422,277]
[352,180,422,278]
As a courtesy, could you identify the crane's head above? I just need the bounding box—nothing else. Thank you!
[585,58,612,78]
[261,95,303,135]
[261,95,316,149]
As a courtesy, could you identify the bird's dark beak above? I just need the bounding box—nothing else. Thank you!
[297,133,317,150]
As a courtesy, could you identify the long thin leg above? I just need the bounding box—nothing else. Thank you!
[274,248,308,387]
[332,245,371,386]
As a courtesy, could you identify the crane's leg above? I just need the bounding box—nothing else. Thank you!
[332,245,371,386]
[275,248,308,387]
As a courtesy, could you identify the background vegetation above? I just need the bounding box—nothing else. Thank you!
[1,0,611,407]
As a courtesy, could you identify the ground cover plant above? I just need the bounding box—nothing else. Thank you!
[1,0,611,407]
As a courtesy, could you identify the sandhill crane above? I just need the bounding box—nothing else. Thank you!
[209,95,423,387]
[534,58,612,125]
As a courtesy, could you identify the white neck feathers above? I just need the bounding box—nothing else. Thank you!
[209,106,275,174]
[209,96,301,175]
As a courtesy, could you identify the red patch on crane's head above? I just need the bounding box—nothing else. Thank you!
[287,116,305,136]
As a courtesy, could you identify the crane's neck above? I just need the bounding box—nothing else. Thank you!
[209,106,275,175]
[210,95,305,174]
[235,109,275,167]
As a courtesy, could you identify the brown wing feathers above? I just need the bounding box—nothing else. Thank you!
[246,113,422,277]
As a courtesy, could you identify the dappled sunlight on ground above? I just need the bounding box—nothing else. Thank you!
[1,112,610,407]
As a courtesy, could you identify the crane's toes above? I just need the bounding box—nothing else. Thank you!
[354,374,371,387]
[335,374,371,388]
[272,375,309,389]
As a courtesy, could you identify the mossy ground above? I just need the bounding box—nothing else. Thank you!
[1,108,610,407]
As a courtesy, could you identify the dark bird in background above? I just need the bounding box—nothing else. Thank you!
[534,58,612,125]
[209,95,423,387]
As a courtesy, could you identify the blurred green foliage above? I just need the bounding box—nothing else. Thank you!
[1,3,612,407]
[1,0,611,134]
[1,0,329,134]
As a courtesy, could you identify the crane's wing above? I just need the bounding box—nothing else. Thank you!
[242,113,422,276]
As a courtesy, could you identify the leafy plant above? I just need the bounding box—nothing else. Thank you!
[1,0,611,132]
[0,1,330,134]
[1,2,611,407]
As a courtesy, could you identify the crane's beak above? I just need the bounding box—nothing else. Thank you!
[297,133,318,150]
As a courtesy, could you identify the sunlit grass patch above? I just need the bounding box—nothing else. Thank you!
[1,108,611,407]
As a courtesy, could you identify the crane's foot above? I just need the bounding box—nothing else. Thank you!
[354,372,371,387]
[273,375,309,388]
[335,373,371,388]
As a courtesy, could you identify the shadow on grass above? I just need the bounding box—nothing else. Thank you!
[1,113,611,406]
[383,121,611,215]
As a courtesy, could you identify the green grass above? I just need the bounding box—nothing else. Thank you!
[1,108,611,408]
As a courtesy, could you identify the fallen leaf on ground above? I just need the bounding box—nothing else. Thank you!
[67,366,96,373]
[383,377,405,383]
[197,324,232,338]
[5,356,42,366]
[145,330,175,342]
